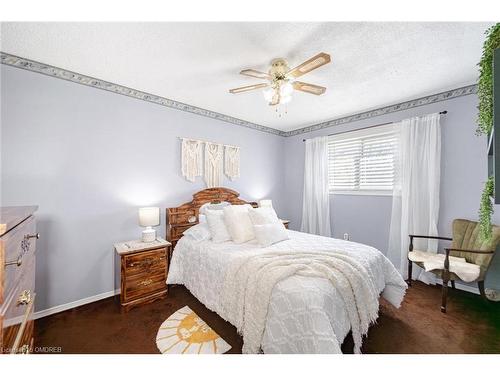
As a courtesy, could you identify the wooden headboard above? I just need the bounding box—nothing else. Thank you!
[166,187,257,248]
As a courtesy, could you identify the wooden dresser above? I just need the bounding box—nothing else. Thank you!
[0,206,39,354]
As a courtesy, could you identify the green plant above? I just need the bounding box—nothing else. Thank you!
[477,23,500,135]
[477,24,500,238]
[479,176,495,241]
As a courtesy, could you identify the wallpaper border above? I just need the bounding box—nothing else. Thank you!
[0,52,286,137]
[1,52,477,138]
[285,84,478,137]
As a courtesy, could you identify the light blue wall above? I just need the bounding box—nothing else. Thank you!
[0,65,286,311]
[283,94,500,290]
[2,63,498,313]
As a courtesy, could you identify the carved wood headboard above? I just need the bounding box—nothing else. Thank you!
[166,187,257,248]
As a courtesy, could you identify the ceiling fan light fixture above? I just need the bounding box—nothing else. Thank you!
[281,94,292,104]
[280,81,294,96]
[263,87,275,103]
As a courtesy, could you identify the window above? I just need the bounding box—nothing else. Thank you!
[328,124,397,195]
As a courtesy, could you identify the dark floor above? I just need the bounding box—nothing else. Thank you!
[34,281,500,354]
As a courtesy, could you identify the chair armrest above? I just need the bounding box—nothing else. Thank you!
[409,234,453,241]
[408,234,453,255]
[444,248,495,255]
[443,248,494,273]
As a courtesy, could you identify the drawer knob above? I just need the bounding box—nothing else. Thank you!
[138,279,153,287]
[5,254,23,267]
[25,233,40,240]
[17,290,32,305]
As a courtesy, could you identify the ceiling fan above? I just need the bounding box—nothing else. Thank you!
[229,52,331,106]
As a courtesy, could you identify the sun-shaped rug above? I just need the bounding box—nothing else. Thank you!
[156,306,231,354]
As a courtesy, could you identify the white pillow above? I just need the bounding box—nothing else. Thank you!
[223,204,255,243]
[183,223,211,242]
[253,223,289,247]
[248,206,281,225]
[198,214,207,224]
[199,201,230,215]
[205,210,232,243]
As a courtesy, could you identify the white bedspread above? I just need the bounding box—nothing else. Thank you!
[167,230,407,354]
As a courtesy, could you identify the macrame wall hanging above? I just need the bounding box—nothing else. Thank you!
[204,142,224,188]
[224,145,240,181]
[181,139,203,182]
[179,137,240,187]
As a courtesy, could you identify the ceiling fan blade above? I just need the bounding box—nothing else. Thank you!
[293,81,327,95]
[229,83,269,94]
[240,69,271,80]
[288,52,331,78]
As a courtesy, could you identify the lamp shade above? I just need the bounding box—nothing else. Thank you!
[138,207,160,227]
[259,199,273,208]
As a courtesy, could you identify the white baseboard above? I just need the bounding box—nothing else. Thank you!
[34,289,121,320]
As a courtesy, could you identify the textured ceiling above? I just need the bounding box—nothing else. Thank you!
[0,22,492,131]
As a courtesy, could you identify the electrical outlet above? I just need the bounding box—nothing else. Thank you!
[343,233,350,241]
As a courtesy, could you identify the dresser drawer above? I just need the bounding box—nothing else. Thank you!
[123,248,167,277]
[2,254,36,322]
[1,216,37,304]
[1,297,35,354]
[1,262,36,354]
[123,271,166,301]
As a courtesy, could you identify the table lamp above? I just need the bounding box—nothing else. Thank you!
[139,207,160,242]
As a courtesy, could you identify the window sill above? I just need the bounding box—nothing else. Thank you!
[330,190,393,197]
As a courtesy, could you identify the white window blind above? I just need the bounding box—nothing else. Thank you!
[328,124,397,194]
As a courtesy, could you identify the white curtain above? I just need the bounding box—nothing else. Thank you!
[387,113,441,283]
[301,136,331,236]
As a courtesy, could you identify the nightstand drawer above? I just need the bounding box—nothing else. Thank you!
[123,272,166,301]
[123,248,166,276]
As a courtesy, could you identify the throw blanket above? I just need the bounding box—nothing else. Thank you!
[221,249,380,354]
[408,250,480,282]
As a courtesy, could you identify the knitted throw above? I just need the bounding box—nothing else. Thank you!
[220,250,380,354]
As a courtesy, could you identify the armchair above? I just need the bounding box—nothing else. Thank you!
[407,219,500,313]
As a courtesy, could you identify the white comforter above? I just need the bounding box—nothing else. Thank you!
[167,230,407,354]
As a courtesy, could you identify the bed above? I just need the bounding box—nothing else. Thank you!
[166,188,407,354]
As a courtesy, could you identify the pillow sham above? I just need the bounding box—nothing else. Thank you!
[248,206,281,226]
[182,223,211,242]
[223,204,255,243]
[199,201,230,215]
[253,223,289,247]
[205,210,232,243]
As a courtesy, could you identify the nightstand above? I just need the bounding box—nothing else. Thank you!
[281,219,290,229]
[114,238,171,312]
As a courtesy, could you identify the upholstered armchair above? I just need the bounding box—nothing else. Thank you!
[407,219,500,313]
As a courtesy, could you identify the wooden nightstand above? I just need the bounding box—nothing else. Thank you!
[114,238,171,312]
[281,219,290,229]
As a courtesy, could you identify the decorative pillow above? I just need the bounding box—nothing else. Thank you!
[223,204,255,243]
[205,210,232,243]
[248,206,282,226]
[183,223,211,242]
[253,223,289,247]
[199,201,230,215]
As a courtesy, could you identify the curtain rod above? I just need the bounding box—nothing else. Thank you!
[178,137,239,149]
[302,111,448,142]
